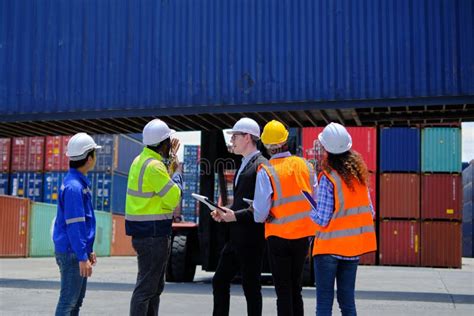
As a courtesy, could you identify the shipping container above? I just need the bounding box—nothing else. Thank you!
[0,195,30,257]
[89,171,129,214]
[43,172,66,204]
[95,172,112,212]
[0,138,11,172]
[463,161,473,186]
[44,136,64,171]
[421,221,461,268]
[27,137,45,172]
[379,174,420,219]
[2,1,472,121]
[346,127,377,172]
[422,128,462,173]
[94,211,112,257]
[379,220,420,266]
[93,135,115,172]
[421,174,462,220]
[288,128,302,156]
[380,128,420,172]
[111,214,135,256]
[113,135,143,175]
[29,202,56,257]
[359,252,376,266]
[302,127,323,160]
[11,137,28,171]
[9,172,28,198]
[60,136,73,171]
[462,201,473,257]
[369,173,377,215]
[27,173,44,202]
[110,172,129,215]
[0,173,9,195]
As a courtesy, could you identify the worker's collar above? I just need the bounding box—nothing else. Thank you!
[270,151,291,160]
[69,168,90,185]
[143,147,164,161]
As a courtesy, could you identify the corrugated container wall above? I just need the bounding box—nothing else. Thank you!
[111,214,135,256]
[43,172,66,204]
[113,135,143,175]
[463,162,473,257]
[110,173,128,214]
[0,138,11,172]
[380,128,420,172]
[422,128,462,173]
[0,173,8,195]
[379,174,420,219]
[0,196,30,257]
[346,127,377,172]
[29,202,56,257]
[27,137,45,172]
[11,137,28,171]
[60,136,72,170]
[94,211,112,257]
[2,0,472,117]
[379,220,420,266]
[45,136,71,171]
[10,172,44,202]
[421,221,461,268]
[421,174,462,220]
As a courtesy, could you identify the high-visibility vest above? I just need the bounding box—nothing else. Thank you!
[259,156,317,239]
[312,169,376,257]
[125,148,181,236]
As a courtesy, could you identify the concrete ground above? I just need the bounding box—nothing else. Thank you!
[0,257,473,315]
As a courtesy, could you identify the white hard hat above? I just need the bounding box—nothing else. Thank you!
[226,118,260,138]
[142,119,176,146]
[66,133,102,161]
[318,123,352,154]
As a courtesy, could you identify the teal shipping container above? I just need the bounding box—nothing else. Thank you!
[94,211,112,257]
[29,202,56,257]
[29,203,111,257]
[422,128,462,173]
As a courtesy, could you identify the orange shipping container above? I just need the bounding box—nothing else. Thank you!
[379,173,420,219]
[111,214,135,256]
[421,174,462,220]
[0,195,30,257]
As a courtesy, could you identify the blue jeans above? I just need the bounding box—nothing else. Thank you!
[55,253,88,316]
[314,255,358,316]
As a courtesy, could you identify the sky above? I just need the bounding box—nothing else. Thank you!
[173,123,474,163]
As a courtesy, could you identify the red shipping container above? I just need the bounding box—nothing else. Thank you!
[27,137,45,171]
[111,214,136,256]
[0,138,11,172]
[346,127,377,172]
[61,135,73,171]
[379,173,420,219]
[11,137,29,171]
[44,136,63,171]
[421,174,462,220]
[359,252,376,265]
[369,173,377,214]
[0,195,30,257]
[302,127,323,160]
[379,220,420,266]
[421,221,461,268]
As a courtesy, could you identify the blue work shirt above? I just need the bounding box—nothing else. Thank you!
[53,168,96,262]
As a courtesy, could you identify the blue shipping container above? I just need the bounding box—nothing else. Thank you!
[10,172,43,201]
[0,173,9,195]
[93,135,115,172]
[110,173,129,215]
[2,0,472,121]
[380,128,420,172]
[43,172,66,204]
[95,172,112,212]
[114,135,143,175]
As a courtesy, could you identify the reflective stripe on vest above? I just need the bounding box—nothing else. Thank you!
[125,214,173,222]
[127,158,175,198]
[268,210,312,224]
[316,224,375,240]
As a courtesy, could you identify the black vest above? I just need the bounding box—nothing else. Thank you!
[227,152,268,247]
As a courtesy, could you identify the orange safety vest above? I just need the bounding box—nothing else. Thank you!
[259,156,317,239]
[312,169,377,257]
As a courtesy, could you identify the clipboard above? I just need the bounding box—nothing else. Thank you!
[302,190,317,210]
[191,193,227,213]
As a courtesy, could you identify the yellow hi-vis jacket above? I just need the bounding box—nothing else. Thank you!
[125,147,181,237]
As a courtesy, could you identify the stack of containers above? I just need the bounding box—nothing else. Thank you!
[91,134,142,214]
[0,138,11,195]
[10,137,45,202]
[302,127,378,264]
[182,145,200,222]
[462,161,473,257]
[0,195,30,257]
[43,136,72,204]
[379,127,421,266]
[420,127,462,268]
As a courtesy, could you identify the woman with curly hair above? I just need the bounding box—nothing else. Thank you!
[310,123,377,316]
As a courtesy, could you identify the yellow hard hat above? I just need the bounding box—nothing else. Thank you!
[261,120,289,145]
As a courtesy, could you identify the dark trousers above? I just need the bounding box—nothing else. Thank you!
[314,255,359,316]
[130,236,171,316]
[267,236,310,316]
[212,242,264,316]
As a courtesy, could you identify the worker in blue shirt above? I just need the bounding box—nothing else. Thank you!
[53,132,102,316]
